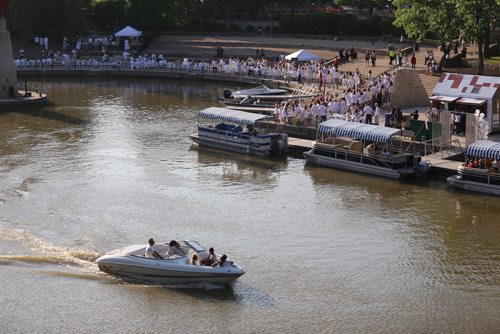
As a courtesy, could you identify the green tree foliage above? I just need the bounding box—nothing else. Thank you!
[393,0,500,74]
[454,0,499,74]
[89,0,127,30]
[126,0,191,31]
[9,0,89,38]
[280,12,400,36]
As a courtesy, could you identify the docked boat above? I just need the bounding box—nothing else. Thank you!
[447,140,500,196]
[223,85,317,102]
[189,107,287,157]
[304,119,427,179]
[223,85,288,99]
[220,97,275,115]
[96,240,245,284]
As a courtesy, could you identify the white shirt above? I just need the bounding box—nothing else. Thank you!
[145,244,158,258]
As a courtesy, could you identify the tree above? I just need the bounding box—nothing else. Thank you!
[454,0,499,74]
[8,0,89,39]
[126,0,192,31]
[393,0,499,75]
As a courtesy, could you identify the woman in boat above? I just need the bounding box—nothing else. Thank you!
[189,253,200,265]
[167,240,181,258]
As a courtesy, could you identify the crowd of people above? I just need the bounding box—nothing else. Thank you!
[465,158,500,172]
[272,69,394,127]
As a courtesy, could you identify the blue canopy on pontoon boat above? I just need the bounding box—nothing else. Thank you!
[466,140,500,160]
[198,107,272,125]
[317,119,413,143]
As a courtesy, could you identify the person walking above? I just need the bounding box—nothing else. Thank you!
[411,54,416,69]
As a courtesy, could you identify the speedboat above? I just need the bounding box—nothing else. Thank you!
[223,85,288,100]
[96,240,245,284]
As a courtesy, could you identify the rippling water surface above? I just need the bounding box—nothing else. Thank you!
[0,78,499,333]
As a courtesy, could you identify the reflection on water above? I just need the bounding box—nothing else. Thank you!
[194,147,286,188]
[0,78,499,333]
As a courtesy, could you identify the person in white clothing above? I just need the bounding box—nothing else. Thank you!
[374,103,381,125]
[167,240,181,258]
[145,239,163,259]
[364,105,373,124]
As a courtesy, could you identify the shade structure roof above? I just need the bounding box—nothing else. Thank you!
[284,49,321,61]
[114,26,142,37]
[456,97,486,105]
[466,140,500,159]
[430,95,459,103]
[317,119,412,143]
[198,107,271,125]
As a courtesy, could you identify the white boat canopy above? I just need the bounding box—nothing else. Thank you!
[466,140,500,159]
[317,119,413,143]
[285,49,321,61]
[198,107,272,125]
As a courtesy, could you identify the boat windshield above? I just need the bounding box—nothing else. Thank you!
[185,240,206,252]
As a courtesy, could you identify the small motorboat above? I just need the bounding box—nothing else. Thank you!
[223,85,288,100]
[96,240,245,284]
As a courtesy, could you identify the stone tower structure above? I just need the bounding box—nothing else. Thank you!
[0,0,17,99]
[389,68,430,110]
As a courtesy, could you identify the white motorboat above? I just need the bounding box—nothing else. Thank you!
[223,85,288,100]
[96,240,245,284]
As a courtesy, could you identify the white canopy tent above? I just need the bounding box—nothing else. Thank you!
[284,49,321,61]
[114,26,142,37]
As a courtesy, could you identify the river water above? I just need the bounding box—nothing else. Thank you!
[0,78,499,333]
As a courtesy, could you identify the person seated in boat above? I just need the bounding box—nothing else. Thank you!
[166,240,182,258]
[381,147,391,157]
[189,253,200,265]
[200,247,217,266]
[478,159,485,169]
[366,143,375,155]
[492,159,499,173]
[212,254,228,268]
[145,238,163,259]
[246,124,258,136]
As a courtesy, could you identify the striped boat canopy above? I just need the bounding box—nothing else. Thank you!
[317,119,413,143]
[198,107,272,125]
[466,140,500,160]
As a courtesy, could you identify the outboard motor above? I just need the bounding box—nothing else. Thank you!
[223,90,233,99]
[415,160,431,178]
[271,133,288,156]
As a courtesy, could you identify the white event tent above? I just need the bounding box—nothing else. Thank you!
[284,49,321,61]
[114,26,142,37]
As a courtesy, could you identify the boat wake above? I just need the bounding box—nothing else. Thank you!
[0,224,102,269]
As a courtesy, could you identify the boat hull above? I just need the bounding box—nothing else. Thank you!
[447,175,500,196]
[97,256,244,284]
[304,150,415,179]
[190,130,287,157]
